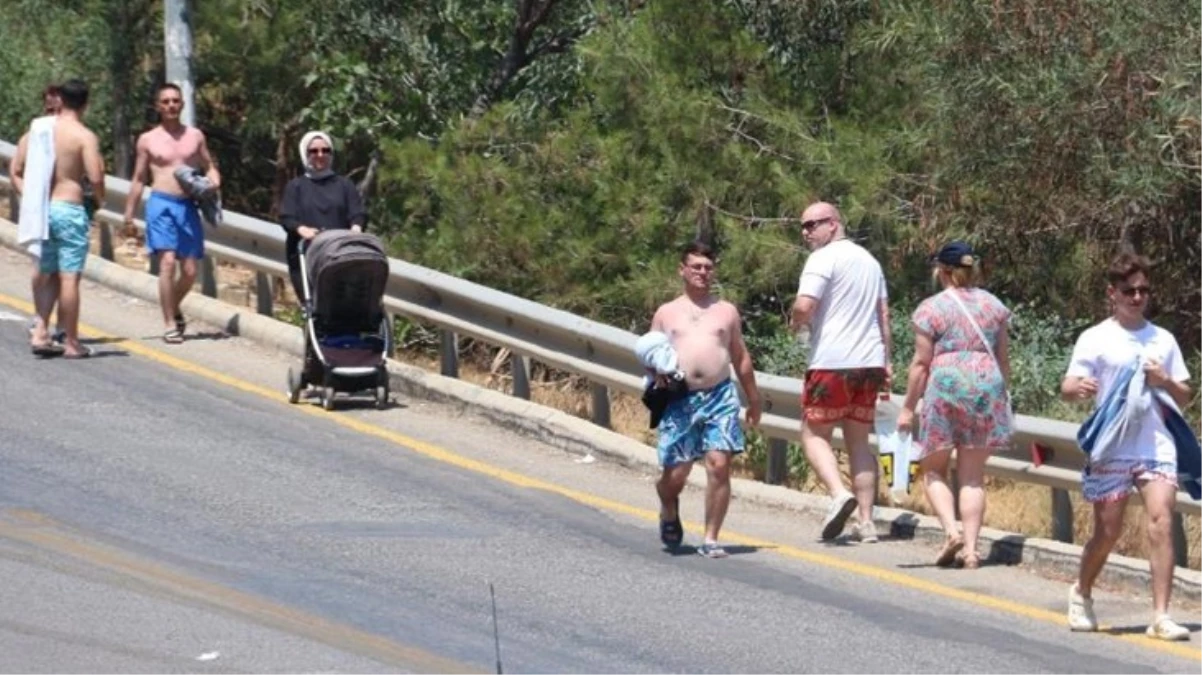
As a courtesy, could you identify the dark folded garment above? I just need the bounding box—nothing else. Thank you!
[642,376,689,429]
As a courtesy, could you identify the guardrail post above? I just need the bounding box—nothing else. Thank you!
[440,330,459,378]
[1171,512,1187,568]
[98,221,114,261]
[766,437,788,485]
[149,252,160,276]
[200,256,217,298]
[386,313,398,357]
[1051,488,1074,544]
[511,353,531,400]
[7,190,18,223]
[591,383,611,429]
[255,271,272,316]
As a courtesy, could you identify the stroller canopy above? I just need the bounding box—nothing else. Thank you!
[305,230,390,330]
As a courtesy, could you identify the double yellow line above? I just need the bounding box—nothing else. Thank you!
[1,290,1197,662]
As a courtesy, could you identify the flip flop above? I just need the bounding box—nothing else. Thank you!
[63,346,93,360]
[697,542,730,559]
[163,328,184,344]
[31,342,65,357]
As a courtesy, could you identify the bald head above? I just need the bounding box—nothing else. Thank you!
[800,201,843,250]
[801,202,840,224]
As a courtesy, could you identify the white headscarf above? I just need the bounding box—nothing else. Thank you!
[298,130,335,178]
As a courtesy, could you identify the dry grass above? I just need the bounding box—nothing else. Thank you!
[407,337,1201,571]
[5,205,1194,572]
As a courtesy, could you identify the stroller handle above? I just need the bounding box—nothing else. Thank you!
[296,225,362,257]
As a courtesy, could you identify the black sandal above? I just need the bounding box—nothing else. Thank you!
[174,312,187,336]
[659,497,683,548]
[30,341,65,357]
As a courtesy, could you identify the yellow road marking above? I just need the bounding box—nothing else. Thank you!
[0,509,478,673]
[3,291,1199,661]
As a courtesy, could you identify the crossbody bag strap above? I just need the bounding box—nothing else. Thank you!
[944,289,1011,405]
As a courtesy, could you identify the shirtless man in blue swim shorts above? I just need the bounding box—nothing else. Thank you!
[648,241,762,558]
[123,83,221,344]
[20,80,105,359]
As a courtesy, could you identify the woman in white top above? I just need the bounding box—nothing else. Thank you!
[1060,252,1192,641]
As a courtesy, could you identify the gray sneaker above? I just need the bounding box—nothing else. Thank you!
[853,520,880,544]
[821,492,857,541]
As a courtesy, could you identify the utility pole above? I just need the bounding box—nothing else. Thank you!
[163,0,195,127]
[162,0,215,296]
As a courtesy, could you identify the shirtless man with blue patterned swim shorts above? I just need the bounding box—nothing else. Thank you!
[649,241,762,558]
[17,80,105,359]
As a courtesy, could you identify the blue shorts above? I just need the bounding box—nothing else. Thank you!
[39,201,90,274]
[146,191,204,259]
[656,378,745,468]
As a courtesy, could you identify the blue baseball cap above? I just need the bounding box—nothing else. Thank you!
[932,240,977,268]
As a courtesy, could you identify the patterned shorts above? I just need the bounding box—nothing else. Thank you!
[656,378,745,468]
[1082,459,1178,504]
[801,368,887,425]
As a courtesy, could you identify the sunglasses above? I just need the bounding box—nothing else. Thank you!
[308,147,332,156]
[801,217,832,232]
[685,263,714,272]
[1118,285,1152,298]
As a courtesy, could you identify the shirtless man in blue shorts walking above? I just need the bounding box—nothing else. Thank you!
[21,80,105,358]
[123,83,221,343]
[649,241,762,558]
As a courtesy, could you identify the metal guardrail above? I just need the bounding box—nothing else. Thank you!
[1,140,1196,557]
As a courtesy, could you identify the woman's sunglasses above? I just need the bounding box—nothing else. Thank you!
[308,147,332,156]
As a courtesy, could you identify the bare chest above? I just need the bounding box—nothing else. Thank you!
[665,307,731,344]
[147,131,202,166]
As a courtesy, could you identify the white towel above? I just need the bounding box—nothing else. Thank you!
[635,331,679,375]
[17,115,56,258]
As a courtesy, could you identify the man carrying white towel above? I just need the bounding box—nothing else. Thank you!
[12,79,105,358]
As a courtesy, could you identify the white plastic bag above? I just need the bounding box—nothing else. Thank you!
[878,429,915,498]
[874,394,917,498]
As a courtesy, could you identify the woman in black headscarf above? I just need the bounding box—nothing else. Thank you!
[279,130,367,301]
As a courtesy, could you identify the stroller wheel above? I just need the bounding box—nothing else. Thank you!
[286,367,303,404]
[375,384,389,410]
[321,387,336,411]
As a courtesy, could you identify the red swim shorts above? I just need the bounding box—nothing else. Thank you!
[801,368,887,425]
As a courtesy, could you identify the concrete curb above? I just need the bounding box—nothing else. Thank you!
[2,223,1197,601]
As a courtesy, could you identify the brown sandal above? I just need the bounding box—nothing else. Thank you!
[935,535,964,567]
[956,551,981,570]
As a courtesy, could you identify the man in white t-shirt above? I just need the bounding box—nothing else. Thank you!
[790,202,892,542]
[1060,252,1192,642]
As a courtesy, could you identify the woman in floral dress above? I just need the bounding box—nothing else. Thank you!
[897,241,1012,569]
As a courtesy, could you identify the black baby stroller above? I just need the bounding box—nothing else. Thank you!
[286,229,393,410]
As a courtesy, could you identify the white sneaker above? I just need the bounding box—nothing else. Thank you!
[852,520,879,543]
[1067,583,1098,632]
[1146,615,1189,641]
[821,491,857,541]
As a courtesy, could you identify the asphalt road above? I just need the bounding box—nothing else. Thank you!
[0,251,1197,673]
